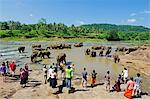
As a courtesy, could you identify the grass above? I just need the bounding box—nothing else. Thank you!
[0,37,107,43]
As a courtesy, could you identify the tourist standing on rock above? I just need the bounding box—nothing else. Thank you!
[48,66,54,86]
[124,77,135,99]
[0,62,7,82]
[123,68,128,84]
[91,70,97,88]
[9,61,16,77]
[65,66,73,89]
[82,68,88,88]
[134,73,142,97]
[50,70,57,88]
[43,65,48,84]
[20,68,27,88]
[105,71,110,92]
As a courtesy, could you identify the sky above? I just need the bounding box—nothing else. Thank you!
[0,0,150,27]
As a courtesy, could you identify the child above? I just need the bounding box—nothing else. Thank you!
[105,71,110,92]
[91,70,97,88]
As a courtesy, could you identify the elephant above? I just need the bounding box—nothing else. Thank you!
[90,51,96,57]
[62,44,72,49]
[74,42,83,47]
[105,49,111,57]
[32,44,41,48]
[48,44,63,49]
[38,51,51,58]
[115,47,128,52]
[113,54,120,63]
[57,53,66,66]
[18,46,25,53]
[126,47,138,54]
[85,48,91,55]
[99,50,103,56]
[31,52,38,62]
[91,46,106,50]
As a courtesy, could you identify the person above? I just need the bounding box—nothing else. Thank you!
[91,70,97,88]
[82,68,88,88]
[0,62,7,82]
[6,61,9,74]
[52,63,58,73]
[70,64,75,77]
[20,68,27,88]
[121,71,124,83]
[124,77,135,99]
[105,71,110,92]
[112,74,122,92]
[43,65,48,84]
[24,64,29,83]
[48,66,54,86]
[65,65,73,90]
[9,61,16,77]
[134,73,142,97]
[123,68,128,84]
[50,70,57,88]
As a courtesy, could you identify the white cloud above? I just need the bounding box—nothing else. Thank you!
[130,13,136,16]
[29,14,33,17]
[127,19,137,23]
[78,21,85,25]
[144,9,150,14]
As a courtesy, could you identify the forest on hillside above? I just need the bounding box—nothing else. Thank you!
[0,18,150,41]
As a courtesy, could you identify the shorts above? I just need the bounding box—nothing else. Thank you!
[134,84,140,90]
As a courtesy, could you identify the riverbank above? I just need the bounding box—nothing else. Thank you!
[0,37,107,43]
[1,68,149,99]
[1,37,150,44]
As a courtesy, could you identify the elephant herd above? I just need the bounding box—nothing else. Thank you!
[17,43,141,65]
[85,46,112,57]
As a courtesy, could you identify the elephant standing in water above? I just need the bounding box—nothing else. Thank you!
[113,54,120,63]
[38,51,51,58]
[90,51,96,57]
[105,47,112,57]
[18,46,25,53]
[99,50,103,56]
[57,53,66,65]
[85,48,91,55]
[31,52,38,62]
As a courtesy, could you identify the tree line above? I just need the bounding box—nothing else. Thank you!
[0,18,150,41]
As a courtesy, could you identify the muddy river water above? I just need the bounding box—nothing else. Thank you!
[0,40,150,94]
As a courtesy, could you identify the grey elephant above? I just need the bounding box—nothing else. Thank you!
[85,48,91,55]
[38,51,51,58]
[18,46,25,53]
[113,54,120,63]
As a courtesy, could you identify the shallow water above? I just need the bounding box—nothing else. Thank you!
[0,40,150,94]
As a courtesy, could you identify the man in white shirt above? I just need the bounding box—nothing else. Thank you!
[48,66,54,86]
[123,68,128,83]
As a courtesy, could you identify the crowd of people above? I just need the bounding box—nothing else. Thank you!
[0,61,16,82]
[0,61,29,88]
[0,61,143,98]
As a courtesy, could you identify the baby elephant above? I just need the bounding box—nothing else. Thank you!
[18,46,25,53]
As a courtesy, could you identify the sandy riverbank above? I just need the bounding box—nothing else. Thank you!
[0,68,150,99]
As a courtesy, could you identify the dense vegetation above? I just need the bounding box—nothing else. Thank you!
[0,18,150,41]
